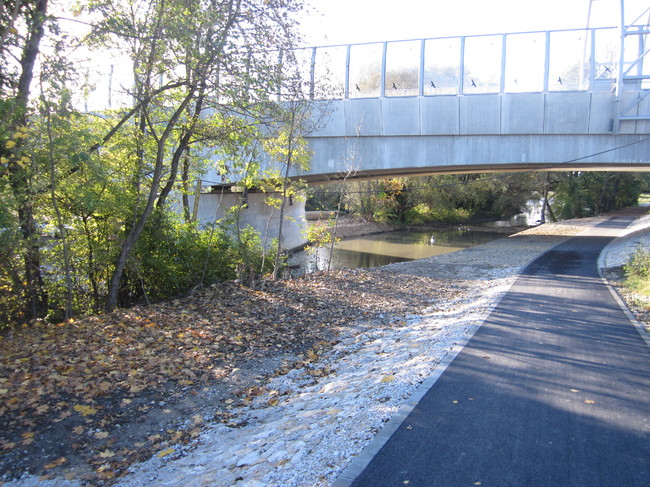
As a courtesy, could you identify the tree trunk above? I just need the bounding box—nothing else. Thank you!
[181,150,191,222]
[46,105,73,319]
[156,92,205,210]
[10,0,50,320]
[595,173,611,214]
[105,90,196,312]
[105,153,164,312]
[271,109,298,281]
[327,168,354,272]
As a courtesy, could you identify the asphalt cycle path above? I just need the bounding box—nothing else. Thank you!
[341,216,650,487]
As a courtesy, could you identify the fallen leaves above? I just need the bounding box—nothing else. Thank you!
[43,457,67,470]
[156,447,175,458]
[21,432,35,446]
[0,269,450,483]
[1,441,17,450]
[73,404,97,416]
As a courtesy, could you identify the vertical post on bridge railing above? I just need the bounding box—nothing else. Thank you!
[581,28,595,91]
[613,0,626,133]
[500,34,507,94]
[381,41,387,98]
[459,36,466,94]
[345,44,351,99]
[419,39,425,97]
[543,31,550,92]
[309,47,316,100]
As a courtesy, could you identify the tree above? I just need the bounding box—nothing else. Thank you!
[0,0,310,323]
[551,171,645,219]
[79,0,306,311]
[1,0,51,319]
[262,100,312,279]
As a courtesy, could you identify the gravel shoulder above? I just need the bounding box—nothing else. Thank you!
[2,207,649,487]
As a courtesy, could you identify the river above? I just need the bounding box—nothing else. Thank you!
[288,223,525,275]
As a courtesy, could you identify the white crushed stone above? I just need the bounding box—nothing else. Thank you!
[599,212,650,269]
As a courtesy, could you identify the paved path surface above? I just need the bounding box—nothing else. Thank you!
[342,216,650,486]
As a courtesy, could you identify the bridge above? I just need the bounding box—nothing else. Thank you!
[283,15,650,182]
[194,5,650,250]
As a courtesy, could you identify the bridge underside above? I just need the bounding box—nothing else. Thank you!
[300,162,650,184]
[300,134,650,183]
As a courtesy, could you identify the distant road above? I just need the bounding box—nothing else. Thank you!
[341,215,650,486]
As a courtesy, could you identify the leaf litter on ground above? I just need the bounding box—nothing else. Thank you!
[0,268,460,485]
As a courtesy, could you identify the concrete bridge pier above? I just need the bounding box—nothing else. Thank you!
[185,188,308,252]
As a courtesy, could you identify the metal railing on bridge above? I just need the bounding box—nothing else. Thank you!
[293,26,648,101]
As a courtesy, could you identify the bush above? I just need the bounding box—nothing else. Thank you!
[0,258,24,329]
[119,212,274,307]
[624,247,650,296]
[231,225,278,281]
[403,204,470,225]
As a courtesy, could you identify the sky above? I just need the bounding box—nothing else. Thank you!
[300,0,649,46]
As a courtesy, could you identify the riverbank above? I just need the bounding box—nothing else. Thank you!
[319,216,395,240]
[2,207,648,486]
[316,215,524,241]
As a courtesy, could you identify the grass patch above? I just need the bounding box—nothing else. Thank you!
[623,248,650,327]
[625,247,650,294]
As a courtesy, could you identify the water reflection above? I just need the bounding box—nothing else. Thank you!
[290,227,514,274]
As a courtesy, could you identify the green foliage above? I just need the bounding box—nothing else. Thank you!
[0,201,23,327]
[403,203,470,224]
[123,213,226,304]
[312,172,646,226]
[306,185,343,211]
[231,226,278,281]
[342,179,403,223]
[332,173,536,224]
[551,172,644,220]
[0,0,310,323]
[117,212,274,307]
[302,219,337,271]
[305,219,335,245]
[624,247,650,297]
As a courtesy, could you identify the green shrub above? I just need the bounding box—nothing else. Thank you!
[119,212,274,306]
[624,247,650,296]
[231,226,278,281]
[403,204,470,224]
[0,257,24,329]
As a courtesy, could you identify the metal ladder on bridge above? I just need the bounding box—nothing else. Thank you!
[612,2,650,133]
